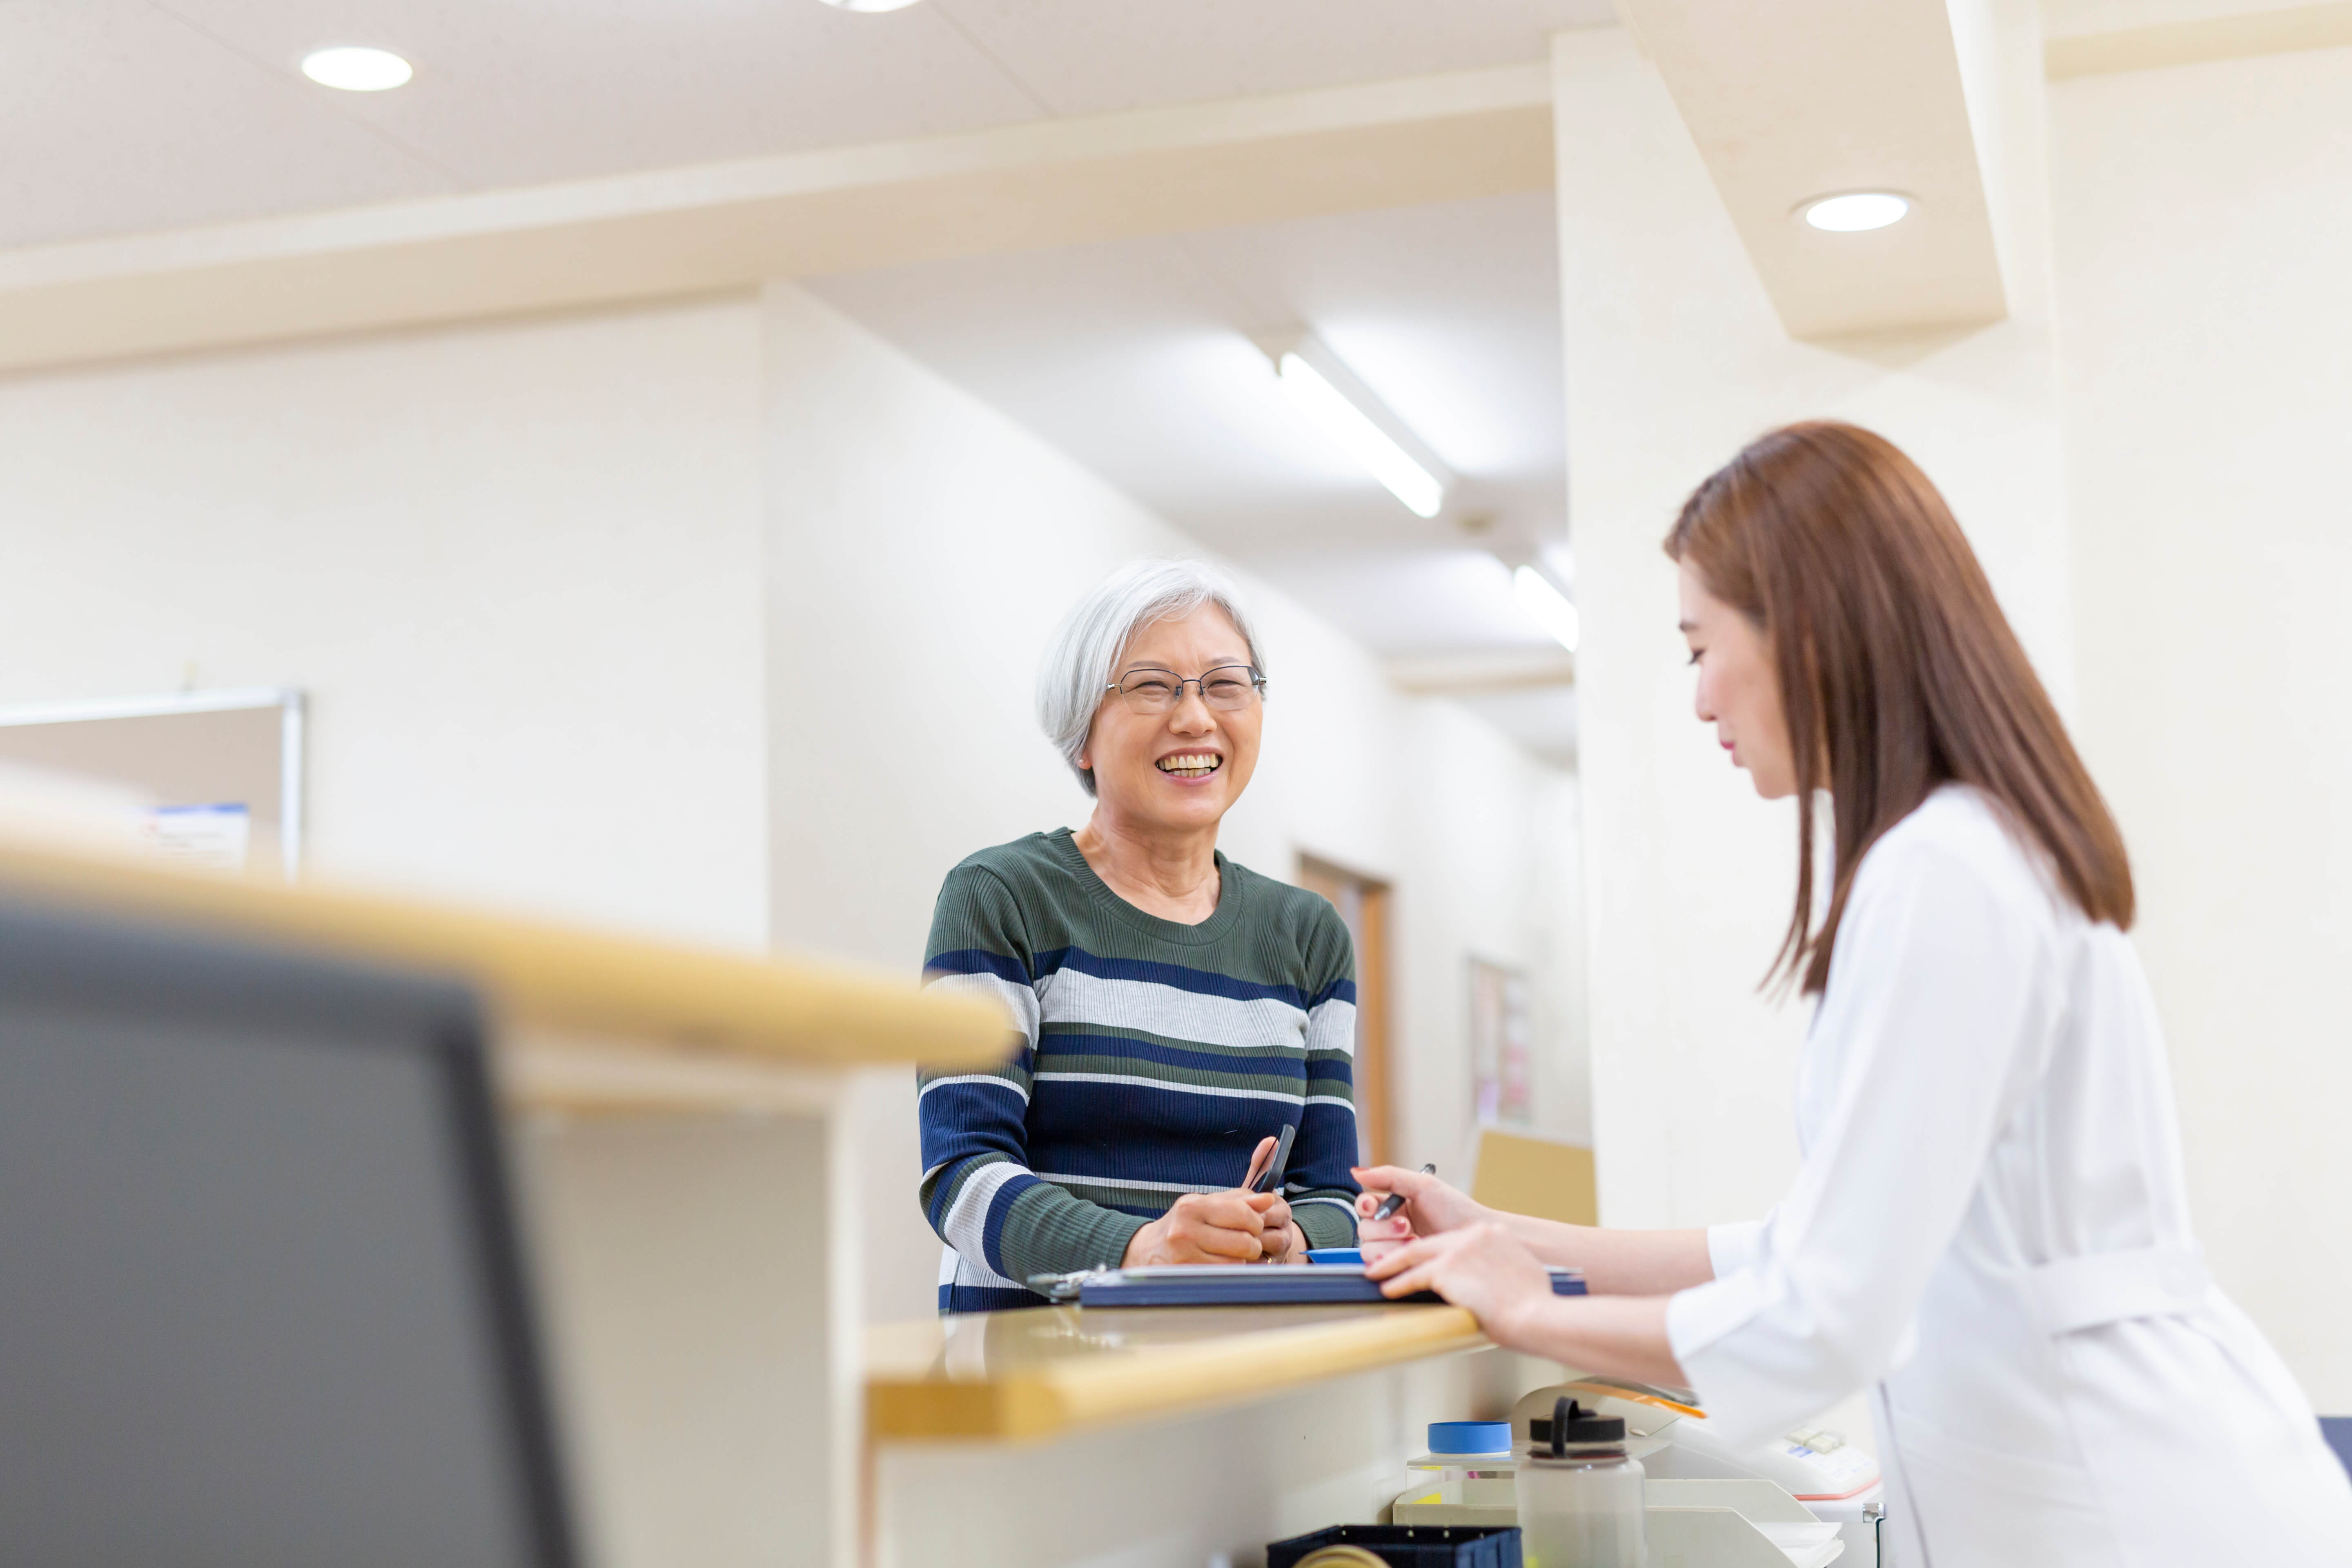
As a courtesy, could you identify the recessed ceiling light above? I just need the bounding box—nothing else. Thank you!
[301,46,414,92]
[1800,192,1910,233]
[817,0,928,11]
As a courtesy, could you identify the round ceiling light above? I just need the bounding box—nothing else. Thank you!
[301,46,414,91]
[816,0,928,10]
[1800,192,1910,233]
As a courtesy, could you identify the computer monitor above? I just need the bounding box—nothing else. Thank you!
[0,893,578,1568]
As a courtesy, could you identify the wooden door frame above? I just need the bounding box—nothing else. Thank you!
[1296,854,1393,1169]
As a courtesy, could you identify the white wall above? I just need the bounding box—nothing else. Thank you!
[1552,9,2071,1236]
[0,280,1582,1331]
[2050,42,2352,1410]
[761,285,1584,1320]
[0,299,771,949]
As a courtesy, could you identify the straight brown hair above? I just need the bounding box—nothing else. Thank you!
[1664,421,2132,995]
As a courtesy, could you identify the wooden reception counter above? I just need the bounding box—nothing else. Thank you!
[0,837,1009,1086]
[0,837,1011,1568]
[867,1303,1564,1568]
[869,1302,1489,1442]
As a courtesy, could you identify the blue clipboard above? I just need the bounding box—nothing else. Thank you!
[1033,1263,1588,1308]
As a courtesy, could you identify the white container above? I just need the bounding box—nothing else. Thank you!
[1400,1420,1519,1510]
[1516,1398,1646,1568]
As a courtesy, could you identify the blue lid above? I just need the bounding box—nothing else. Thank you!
[1305,1248,1363,1266]
[1428,1420,1513,1455]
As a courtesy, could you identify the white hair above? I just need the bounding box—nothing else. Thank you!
[1035,558,1268,797]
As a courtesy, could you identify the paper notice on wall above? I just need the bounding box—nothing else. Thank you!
[140,803,251,873]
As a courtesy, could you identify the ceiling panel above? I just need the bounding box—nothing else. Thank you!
[806,190,1570,676]
[4,0,1599,252]
[807,191,1565,549]
[941,0,1614,114]
[1183,192,1566,498]
[0,0,460,249]
[141,0,1042,191]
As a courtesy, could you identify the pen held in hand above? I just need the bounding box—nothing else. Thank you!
[1371,1163,1436,1222]
[1250,1122,1296,1194]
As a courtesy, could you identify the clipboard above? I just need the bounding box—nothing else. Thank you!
[1031,1263,1588,1308]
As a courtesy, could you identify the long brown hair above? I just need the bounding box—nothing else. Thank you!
[1665,421,2132,994]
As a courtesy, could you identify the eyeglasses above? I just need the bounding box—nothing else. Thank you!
[1105,664,1268,715]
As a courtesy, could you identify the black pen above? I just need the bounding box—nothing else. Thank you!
[1371,1163,1436,1222]
[1250,1123,1296,1193]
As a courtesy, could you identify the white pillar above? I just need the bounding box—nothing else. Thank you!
[1550,8,2069,1231]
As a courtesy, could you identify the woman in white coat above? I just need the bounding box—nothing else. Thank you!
[1357,422,2352,1565]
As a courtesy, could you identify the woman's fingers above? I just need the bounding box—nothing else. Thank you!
[1379,1261,1437,1298]
[1364,1230,1443,1279]
[1240,1135,1277,1192]
[1374,1235,1457,1296]
[1351,1164,1431,1202]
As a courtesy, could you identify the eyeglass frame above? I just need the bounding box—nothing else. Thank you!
[1101,663,1270,715]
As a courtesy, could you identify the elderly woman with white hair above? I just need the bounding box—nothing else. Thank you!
[916,559,1363,1311]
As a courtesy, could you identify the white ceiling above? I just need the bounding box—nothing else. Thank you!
[808,188,1581,759]
[1,0,1601,760]
[0,0,1610,250]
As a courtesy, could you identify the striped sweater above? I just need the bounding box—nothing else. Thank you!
[918,829,1361,1312]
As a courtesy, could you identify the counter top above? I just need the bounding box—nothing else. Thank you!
[867,1302,1488,1443]
[0,838,1011,1073]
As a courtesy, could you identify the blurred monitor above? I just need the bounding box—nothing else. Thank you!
[0,895,577,1568]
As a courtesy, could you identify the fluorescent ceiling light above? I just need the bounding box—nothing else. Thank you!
[301,46,413,91]
[817,0,927,10]
[1800,192,1910,233]
[1514,566,1580,654]
[1275,350,1446,519]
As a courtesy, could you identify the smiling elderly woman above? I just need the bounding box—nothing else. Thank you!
[915,559,1363,1312]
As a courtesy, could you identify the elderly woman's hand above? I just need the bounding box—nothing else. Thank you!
[1124,1131,1307,1264]
[1123,1189,1295,1265]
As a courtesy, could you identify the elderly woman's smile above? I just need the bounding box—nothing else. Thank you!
[1156,751,1221,778]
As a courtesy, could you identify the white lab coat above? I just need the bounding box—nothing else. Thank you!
[1666,785,2352,1566]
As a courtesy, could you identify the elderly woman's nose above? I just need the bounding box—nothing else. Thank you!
[1170,689,1216,728]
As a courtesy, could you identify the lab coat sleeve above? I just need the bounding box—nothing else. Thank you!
[1707,1217,1771,1279]
[1664,831,2051,1447]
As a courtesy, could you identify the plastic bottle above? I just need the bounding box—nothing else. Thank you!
[1401,1420,1518,1508]
[1515,1396,1647,1568]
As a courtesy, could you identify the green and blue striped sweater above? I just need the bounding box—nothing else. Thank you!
[918,829,1361,1312]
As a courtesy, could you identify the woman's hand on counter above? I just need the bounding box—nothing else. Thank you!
[1365,1222,1691,1388]
[1363,1221,1551,1338]
[1123,1189,1297,1265]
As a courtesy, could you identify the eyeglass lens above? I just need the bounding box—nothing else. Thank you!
[1114,666,1261,714]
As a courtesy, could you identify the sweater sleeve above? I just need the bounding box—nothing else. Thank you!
[918,864,1147,1291]
[1286,900,1363,1250]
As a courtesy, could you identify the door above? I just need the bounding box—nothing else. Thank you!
[1297,855,1393,1168]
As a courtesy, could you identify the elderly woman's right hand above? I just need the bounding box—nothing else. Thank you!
[1123,1189,1291,1265]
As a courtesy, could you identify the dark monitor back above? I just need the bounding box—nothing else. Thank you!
[0,896,577,1568]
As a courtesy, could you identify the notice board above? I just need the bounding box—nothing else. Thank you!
[0,689,305,880]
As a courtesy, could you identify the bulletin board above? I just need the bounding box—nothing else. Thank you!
[0,688,305,880]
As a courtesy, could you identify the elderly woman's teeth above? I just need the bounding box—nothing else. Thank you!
[1157,753,1221,777]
